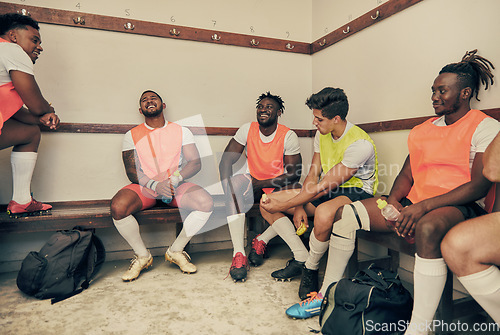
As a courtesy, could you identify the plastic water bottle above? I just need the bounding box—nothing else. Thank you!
[161,171,180,204]
[376,199,415,244]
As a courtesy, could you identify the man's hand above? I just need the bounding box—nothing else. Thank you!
[155,180,174,198]
[260,194,285,213]
[39,111,59,129]
[396,202,428,238]
[293,205,308,230]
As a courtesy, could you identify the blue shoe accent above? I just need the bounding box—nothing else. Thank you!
[286,292,323,319]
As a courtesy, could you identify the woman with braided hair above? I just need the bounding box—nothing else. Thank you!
[283,49,499,333]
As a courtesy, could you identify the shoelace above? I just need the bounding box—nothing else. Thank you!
[128,256,140,270]
[252,238,266,255]
[230,253,248,270]
[299,292,321,306]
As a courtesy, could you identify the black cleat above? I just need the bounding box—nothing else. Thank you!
[230,252,249,282]
[271,258,304,282]
[298,267,319,300]
[248,235,268,267]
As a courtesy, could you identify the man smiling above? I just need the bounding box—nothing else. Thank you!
[0,13,59,218]
[261,87,377,317]
[219,92,302,282]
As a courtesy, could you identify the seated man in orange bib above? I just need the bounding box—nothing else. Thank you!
[111,90,213,282]
[219,92,302,282]
[287,50,499,331]
[0,13,59,218]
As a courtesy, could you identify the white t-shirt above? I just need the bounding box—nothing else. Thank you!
[0,42,34,85]
[122,121,195,167]
[432,116,500,168]
[233,122,300,155]
[313,121,376,194]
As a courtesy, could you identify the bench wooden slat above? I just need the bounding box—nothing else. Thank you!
[0,196,260,233]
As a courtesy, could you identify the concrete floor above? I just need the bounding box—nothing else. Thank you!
[0,244,320,335]
[0,243,497,335]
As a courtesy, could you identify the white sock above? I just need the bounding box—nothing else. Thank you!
[11,151,37,204]
[272,216,308,262]
[184,210,212,237]
[305,229,329,271]
[170,226,190,252]
[113,215,149,258]
[319,235,355,295]
[257,225,278,244]
[458,266,500,325]
[405,255,448,335]
[227,213,246,256]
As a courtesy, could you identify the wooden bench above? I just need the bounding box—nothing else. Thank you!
[347,231,484,335]
[0,195,261,234]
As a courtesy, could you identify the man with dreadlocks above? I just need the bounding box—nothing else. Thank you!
[261,87,378,318]
[282,50,499,331]
[219,91,302,282]
[0,13,59,218]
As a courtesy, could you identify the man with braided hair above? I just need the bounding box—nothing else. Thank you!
[219,92,302,282]
[0,13,59,218]
[282,50,499,331]
[261,87,378,318]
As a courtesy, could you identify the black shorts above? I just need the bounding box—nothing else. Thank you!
[399,197,487,220]
[311,187,373,208]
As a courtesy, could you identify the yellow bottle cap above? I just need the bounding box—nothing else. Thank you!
[376,199,387,209]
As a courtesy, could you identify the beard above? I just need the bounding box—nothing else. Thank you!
[142,106,163,117]
[257,115,278,127]
[435,96,461,117]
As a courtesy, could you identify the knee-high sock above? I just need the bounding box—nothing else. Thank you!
[184,210,213,237]
[405,255,448,335]
[272,216,308,262]
[458,266,500,325]
[172,210,212,251]
[319,235,355,295]
[257,225,278,244]
[113,215,149,258]
[11,151,37,204]
[305,230,329,271]
[227,213,246,256]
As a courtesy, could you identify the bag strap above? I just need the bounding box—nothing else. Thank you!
[356,266,400,291]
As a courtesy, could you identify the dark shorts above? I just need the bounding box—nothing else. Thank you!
[311,187,373,208]
[399,197,487,220]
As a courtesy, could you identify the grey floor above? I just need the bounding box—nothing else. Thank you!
[0,244,497,335]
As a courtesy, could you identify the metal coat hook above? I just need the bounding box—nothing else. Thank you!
[211,34,221,41]
[169,29,180,36]
[73,17,85,25]
[285,43,294,50]
[319,39,326,47]
[250,39,259,46]
[124,22,135,30]
[371,10,380,20]
[17,9,30,16]
[343,26,350,34]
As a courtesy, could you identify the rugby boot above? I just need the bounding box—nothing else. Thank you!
[165,248,197,274]
[271,258,304,282]
[122,253,153,281]
[286,292,323,319]
[7,197,52,219]
[248,235,268,267]
[299,267,319,300]
[229,252,249,282]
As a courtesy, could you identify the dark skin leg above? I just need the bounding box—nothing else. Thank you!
[336,198,464,258]
[0,118,40,152]
[110,184,214,221]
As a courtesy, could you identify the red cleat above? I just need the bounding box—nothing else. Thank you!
[7,197,52,218]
